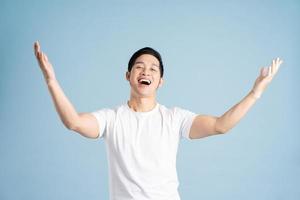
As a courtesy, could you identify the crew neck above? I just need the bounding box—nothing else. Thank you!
[126,101,159,116]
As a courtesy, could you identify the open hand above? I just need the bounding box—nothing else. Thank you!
[34,41,56,83]
[252,57,283,98]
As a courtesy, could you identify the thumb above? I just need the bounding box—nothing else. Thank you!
[260,67,268,77]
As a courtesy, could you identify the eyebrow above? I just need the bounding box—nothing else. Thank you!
[134,61,159,68]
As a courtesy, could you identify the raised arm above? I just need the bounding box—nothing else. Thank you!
[34,41,100,139]
[189,58,283,139]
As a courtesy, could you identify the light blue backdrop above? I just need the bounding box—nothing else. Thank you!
[1,0,299,199]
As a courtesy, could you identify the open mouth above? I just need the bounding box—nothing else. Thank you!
[138,78,151,86]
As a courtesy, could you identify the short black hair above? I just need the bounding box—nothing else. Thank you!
[128,47,164,77]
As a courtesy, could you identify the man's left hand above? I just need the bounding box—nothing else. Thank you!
[252,57,283,98]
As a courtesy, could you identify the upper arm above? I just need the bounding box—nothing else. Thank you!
[189,115,224,139]
[69,112,100,139]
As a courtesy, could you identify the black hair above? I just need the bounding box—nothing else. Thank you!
[127,47,164,77]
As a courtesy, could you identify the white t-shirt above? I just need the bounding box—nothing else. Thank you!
[91,102,197,200]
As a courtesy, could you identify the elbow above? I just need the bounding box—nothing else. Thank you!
[215,118,228,134]
[215,126,227,134]
[68,124,78,132]
[65,121,78,131]
[62,116,80,131]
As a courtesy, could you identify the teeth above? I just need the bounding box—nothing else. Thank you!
[139,79,151,84]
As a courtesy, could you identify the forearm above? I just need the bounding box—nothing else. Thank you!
[215,90,258,133]
[46,79,79,129]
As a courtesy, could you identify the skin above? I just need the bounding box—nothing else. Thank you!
[125,54,164,112]
[34,41,283,139]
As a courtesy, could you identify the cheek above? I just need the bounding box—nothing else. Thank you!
[129,76,138,85]
[153,79,161,87]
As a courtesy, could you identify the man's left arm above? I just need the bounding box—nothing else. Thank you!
[189,57,283,139]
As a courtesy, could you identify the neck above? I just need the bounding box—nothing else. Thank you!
[127,96,157,112]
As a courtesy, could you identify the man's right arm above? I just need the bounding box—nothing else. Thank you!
[34,41,100,139]
[47,80,100,139]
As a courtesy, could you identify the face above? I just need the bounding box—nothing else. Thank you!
[126,54,164,98]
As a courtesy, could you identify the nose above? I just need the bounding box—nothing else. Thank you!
[141,67,151,76]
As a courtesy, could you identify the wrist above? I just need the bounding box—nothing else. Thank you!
[250,89,262,99]
[46,78,58,86]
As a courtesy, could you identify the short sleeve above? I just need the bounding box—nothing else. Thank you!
[91,108,114,139]
[174,107,197,140]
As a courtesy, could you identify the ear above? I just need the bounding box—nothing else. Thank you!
[158,77,164,87]
[126,71,130,81]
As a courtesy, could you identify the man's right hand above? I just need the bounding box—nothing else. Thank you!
[34,41,56,83]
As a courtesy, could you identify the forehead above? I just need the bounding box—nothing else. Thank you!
[134,54,159,66]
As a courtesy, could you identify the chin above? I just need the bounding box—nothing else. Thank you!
[130,85,156,97]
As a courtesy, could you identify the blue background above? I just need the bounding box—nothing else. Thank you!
[1,0,299,199]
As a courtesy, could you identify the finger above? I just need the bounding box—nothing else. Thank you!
[272,59,278,75]
[34,41,41,58]
[44,54,49,62]
[34,41,40,52]
[268,66,272,76]
[37,51,42,61]
[41,52,46,61]
[273,65,279,75]
[278,58,283,66]
[274,58,283,74]
[278,57,284,66]
[34,42,38,57]
[275,58,283,73]
[276,58,282,72]
[272,59,276,74]
[42,52,48,63]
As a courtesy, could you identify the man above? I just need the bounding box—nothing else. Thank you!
[34,41,283,200]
